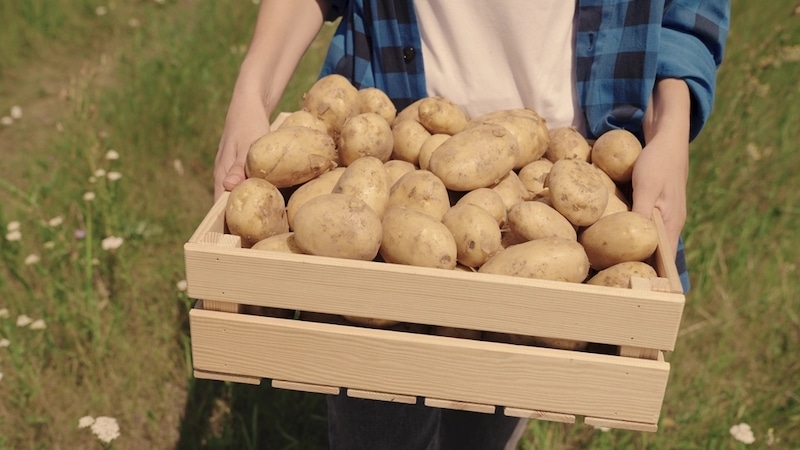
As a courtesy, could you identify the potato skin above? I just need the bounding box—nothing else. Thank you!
[384,159,417,188]
[245,126,337,188]
[357,87,397,125]
[417,96,470,135]
[332,156,392,218]
[251,232,304,254]
[225,178,289,248]
[579,211,659,270]
[455,187,508,228]
[338,112,394,165]
[292,193,383,261]
[591,129,642,183]
[547,158,609,227]
[479,236,590,283]
[441,203,503,268]
[586,261,658,288]
[545,127,592,162]
[428,123,519,191]
[507,201,577,241]
[391,119,431,164]
[277,110,329,135]
[302,74,359,138]
[518,159,553,197]
[380,207,457,269]
[471,109,549,168]
[286,167,345,229]
[387,169,451,221]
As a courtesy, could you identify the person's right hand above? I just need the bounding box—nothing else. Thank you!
[213,91,271,201]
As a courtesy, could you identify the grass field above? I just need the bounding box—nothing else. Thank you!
[0,1,798,449]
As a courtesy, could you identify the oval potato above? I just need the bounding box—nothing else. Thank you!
[245,126,337,188]
[507,201,577,241]
[479,236,590,283]
[338,112,394,165]
[357,87,397,125]
[286,167,345,228]
[455,187,508,228]
[417,96,470,135]
[225,178,289,248]
[545,126,591,162]
[547,158,609,227]
[380,207,457,269]
[292,193,383,261]
[441,203,503,268]
[387,169,451,221]
[586,261,658,288]
[301,74,359,138]
[471,109,549,168]
[384,159,417,188]
[579,211,659,270]
[591,129,643,183]
[251,232,304,254]
[391,119,431,164]
[518,159,553,197]
[332,156,391,218]
[277,110,329,135]
[418,133,450,171]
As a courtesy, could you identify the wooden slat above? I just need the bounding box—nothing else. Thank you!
[193,232,242,313]
[504,407,576,423]
[190,309,671,424]
[651,209,684,294]
[585,417,658,432]
[347,389,417,404]
[185,243,683,349]
[193,369,261,385]
[424,398,495,414]
[272,379,340,395]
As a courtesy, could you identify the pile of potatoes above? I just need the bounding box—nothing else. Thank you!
[224,74,662,348]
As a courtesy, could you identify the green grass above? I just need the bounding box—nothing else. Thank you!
[0,0,798,449]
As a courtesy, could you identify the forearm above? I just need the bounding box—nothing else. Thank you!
[643,78,691,147]
[230,0,330,120]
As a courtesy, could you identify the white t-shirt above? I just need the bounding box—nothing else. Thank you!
[414,0,585,132]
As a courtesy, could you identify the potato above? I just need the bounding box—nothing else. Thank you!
[384,159,417,188]
[225,178,289,248]
[479,236,590,283]
[277,110,328,135]
[491,170,531,211]
[357,87,397,125]
[455,187,508,228]
[292,193,382,261]
[579,211,659,270]
[418,133,450,170]
[546,158,609,227]
[342,315,399,328]
[600,194,630,218]
[332,156,392,218]
[387,169,450,221]
[391,119,431,164]
[507,201,577,241]
[245,126,337,188]
[433,326,483,339]
[518,159,553,197]
[591,129,642,183]
[471,109,549,168]
[428,123,519,191]
[251,232,304,254]
[380,207,457,269]
[286,167,345,228]
[545,126,591,162]
[338,112,394,165]
[586,261,658,288]
[417,96,470,135]
[441,203,503,268]
[506,334,589,352]
[392,98,424,127]
[302,74,359,138]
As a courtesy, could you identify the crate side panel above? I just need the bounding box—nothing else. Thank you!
[190,310,670,423]
[185,245,684,349]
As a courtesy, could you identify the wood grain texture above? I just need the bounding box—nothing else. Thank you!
[190,309,670,424]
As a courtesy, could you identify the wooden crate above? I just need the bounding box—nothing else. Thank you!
[184,187,685,432]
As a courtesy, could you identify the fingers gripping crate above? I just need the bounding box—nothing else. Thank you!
[184,191,685,433]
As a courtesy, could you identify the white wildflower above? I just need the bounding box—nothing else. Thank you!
[88,176,97,183]
[24,254,40,265]
[0,338,9,348]
[95,6,108,16]
[30,319,46,330]
[101,236,124,251]
[48,216,64,227]
[0,308,8,318]
[5,230,21,242]
[90,416,120,444]
[94,169,107,178]
[128,18,141,28]
[78,416,95,429]
[43,241,55,249]
[176,280,188,291]
[154,0,166,4]
[173,158,185,175]
[6,221,20,232]
[16,315,33,327]
[83,192,96,201]
[0,116,12,126]
[730,423,756,445]
[10,106,22,120]
[105,149,119,160]
[107,171,122,181]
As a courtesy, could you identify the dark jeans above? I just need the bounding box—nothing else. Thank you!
[327,394,525,450]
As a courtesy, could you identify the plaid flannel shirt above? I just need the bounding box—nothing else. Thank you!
[321,0,730,292]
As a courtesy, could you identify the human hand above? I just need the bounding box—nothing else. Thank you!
[630,135,688,256]
[213,94,271,201]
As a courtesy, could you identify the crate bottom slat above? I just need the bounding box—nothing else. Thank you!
[190,306,669,426]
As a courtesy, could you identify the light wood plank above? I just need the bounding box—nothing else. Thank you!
[193,369,261,385]
[425,398,495,414]
[585,417,658,432]
[347,389,417,404]
[190,310,670,423]
[272,379,340,395]
[504,407,575,423]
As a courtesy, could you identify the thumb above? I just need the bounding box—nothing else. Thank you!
[631,182,658,220]
[222,163,246,191]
